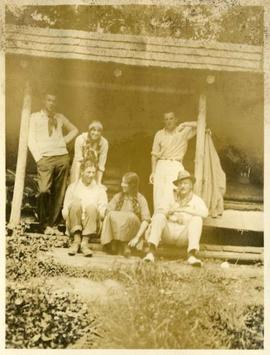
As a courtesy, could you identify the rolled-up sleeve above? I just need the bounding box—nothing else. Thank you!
[182,126,196,141]
[98,137,109,172]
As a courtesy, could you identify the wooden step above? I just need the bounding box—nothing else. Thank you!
[204,210,263,232]
[224,200,263,211]
[23,232,264,263]
[87,242,263,263]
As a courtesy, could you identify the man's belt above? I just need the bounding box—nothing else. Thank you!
[159,159,182,163]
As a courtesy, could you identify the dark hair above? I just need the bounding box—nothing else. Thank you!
[122,172,140,194]
[115,172,141,219]
[80,160,97,174]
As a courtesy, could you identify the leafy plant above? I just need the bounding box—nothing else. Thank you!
[210,303,264,349]
[6,170,39,221]
[6,283,92,349]
[6,4,263,45]
[6,232,264,349]
[220,146,252,179]
[6,230,69,281]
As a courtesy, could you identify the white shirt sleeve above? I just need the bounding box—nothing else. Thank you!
[97,187,108,218]
[62,184,74,220]
[73,134,85,162]
[191,196,209,218]
[151,131,162,157]
[177,123,196,141]
[98,137,109,172]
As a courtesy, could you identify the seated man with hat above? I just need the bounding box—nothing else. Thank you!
[144,170,208,266]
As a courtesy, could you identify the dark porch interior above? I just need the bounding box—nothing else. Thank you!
[6,55,264,215]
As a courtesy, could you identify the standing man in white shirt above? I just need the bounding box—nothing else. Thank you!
[28,90,78,234]
[150,111,197,212]
[62,161,108,257]
[144,170,208,265]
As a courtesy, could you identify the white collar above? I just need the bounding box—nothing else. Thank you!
[164,127,177,134]
[78,179,97,189]
[41,109,56,118]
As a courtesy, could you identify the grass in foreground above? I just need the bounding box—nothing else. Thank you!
[84,263,263,349]
[6,232,264,349]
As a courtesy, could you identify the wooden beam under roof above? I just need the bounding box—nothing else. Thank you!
[55,79,195,95]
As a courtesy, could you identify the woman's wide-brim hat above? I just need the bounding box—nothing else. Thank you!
[173,170,196,186]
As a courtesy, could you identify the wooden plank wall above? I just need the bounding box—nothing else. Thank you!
[5,24,263,73]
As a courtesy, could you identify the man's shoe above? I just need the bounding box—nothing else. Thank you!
[68,242,80,256]
[68,234,81,256]
[187,255,202,267]
[81,245,93,257]
[81,236,93,257]
[143,252,155,263]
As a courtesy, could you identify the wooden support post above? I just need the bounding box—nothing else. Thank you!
[264,5,270,245]
[264,8,270,350]
[194,93,206,196]
[9,81,32,228]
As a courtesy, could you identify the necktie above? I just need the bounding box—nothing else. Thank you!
[48,113,57,136]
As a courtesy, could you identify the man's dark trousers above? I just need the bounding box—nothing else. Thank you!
[36,154,70,228]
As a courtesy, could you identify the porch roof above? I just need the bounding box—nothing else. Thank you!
[6,24,263,73]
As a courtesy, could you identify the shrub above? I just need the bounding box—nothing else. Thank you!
[6,230,68,281]
[210,303,264,349]
[6,283,92,349]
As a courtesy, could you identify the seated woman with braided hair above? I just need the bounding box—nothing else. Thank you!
[100,172,151,256]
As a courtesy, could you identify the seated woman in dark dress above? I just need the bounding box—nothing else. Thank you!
[100,172,151,256]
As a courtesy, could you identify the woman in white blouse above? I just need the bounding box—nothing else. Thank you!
[70,120,109,184]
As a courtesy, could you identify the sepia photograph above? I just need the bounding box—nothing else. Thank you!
[2,0,269,351]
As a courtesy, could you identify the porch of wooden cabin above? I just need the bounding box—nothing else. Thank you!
[5,25,264,248]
